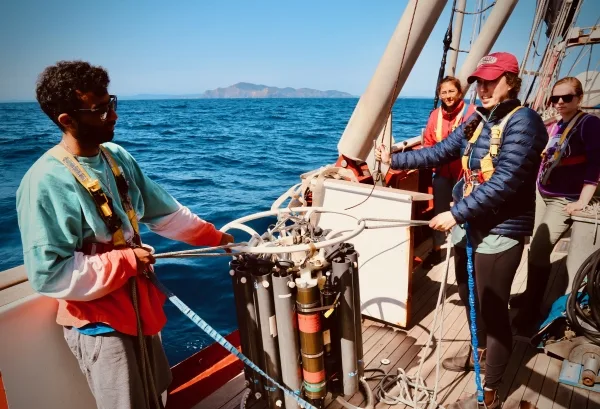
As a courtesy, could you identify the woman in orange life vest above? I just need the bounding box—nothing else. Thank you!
[511,77,600,330]
[421,76,476,268]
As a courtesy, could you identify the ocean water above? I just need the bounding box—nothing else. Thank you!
[0,98,433,364]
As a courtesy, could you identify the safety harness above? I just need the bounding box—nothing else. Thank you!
[47,145,140,248]
[460,106,523,197]
[48,144,161,409]
[539,111,587,185]
[435,104,466,142]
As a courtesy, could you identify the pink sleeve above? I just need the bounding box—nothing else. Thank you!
[147,204,223,247]
[36,248,138,301]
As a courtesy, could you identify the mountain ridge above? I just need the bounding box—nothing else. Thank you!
[202,82,354,98]
[120,82,355,100]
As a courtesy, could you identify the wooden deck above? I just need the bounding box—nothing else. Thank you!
[197,238,600,409]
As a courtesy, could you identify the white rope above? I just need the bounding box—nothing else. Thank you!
[374,234,453,409]
[153,218,431,259]
[154,243,248,259]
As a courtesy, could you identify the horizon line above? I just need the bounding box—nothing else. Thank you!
[0,95,436,104]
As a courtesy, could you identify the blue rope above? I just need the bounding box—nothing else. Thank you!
[148,273,317,409]
[465,223,484,404]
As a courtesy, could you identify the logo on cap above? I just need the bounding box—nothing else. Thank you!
[477,56,498,67]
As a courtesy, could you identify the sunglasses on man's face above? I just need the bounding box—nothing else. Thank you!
[549,94,576,104]
[76,95,118,121]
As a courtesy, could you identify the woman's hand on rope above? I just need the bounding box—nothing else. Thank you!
[219,233,235,253]
[133,247,156,274]
[375,144,391,165]
[429,211,457,232]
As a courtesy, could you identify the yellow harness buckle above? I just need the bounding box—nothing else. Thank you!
[48,145,139,246]
[460,106,523,195]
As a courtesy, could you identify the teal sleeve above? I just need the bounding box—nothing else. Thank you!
[17,163,83,292]
[104,143,223,247]
[16,156,138,300]
[108,144,181,225]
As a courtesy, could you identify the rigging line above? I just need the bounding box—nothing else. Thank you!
[432,0,458,111]
[448,47,470,53]
[345,0,420,212]
[521,0,549,102]
[593,58,600,76]
[453,1,495,15]
[542,0,587,107]
[481,0,489,25]
[476,0,484,36]
[465,0,485,105]
[468,0,482,49]
[589,58,600,96]
[586,44,594,75]
[567,15,600,77]
[532,0,570,110]
[559,1,586,62]
[520,0,547,76]
[568,46,592,76]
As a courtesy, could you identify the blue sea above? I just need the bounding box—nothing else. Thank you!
[0,98,433,364]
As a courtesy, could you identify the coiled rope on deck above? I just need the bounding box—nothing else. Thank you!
[366,234,453,409]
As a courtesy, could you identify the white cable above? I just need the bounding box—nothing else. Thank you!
[219,207,366,254]
[375,235,453,408]
[153,215,431,260]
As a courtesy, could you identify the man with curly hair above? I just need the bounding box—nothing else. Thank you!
[16,60,233,409]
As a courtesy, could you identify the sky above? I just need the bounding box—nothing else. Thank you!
[0,0,598,101]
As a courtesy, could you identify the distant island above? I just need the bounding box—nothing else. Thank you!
[121,82,355,100]
[202,82,354,98]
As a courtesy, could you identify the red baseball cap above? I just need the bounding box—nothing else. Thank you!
[467,52,519,84]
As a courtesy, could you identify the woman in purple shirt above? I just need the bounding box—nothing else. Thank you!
[512,77,600,330]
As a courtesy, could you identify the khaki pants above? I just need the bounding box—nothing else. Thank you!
[529,191,571,270]
[530,190,600,294]
[63,327,172,409]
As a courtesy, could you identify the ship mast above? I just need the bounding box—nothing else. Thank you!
[455,0,519,92]
[337,0,521,161]
[337,0,448,161]
[447,0,467,77]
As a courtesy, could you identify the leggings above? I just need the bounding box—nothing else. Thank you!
[454,242,524,389]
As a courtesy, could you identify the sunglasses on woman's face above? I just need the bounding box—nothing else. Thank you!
[549,94,576,104]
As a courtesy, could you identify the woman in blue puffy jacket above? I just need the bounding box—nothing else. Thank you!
[376,52,548,408]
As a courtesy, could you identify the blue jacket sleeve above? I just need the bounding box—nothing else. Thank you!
[450,109,548,224]
[390,120,466,170]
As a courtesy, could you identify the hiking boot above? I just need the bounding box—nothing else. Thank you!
[446,389,500,409]
[442,347,486,373]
